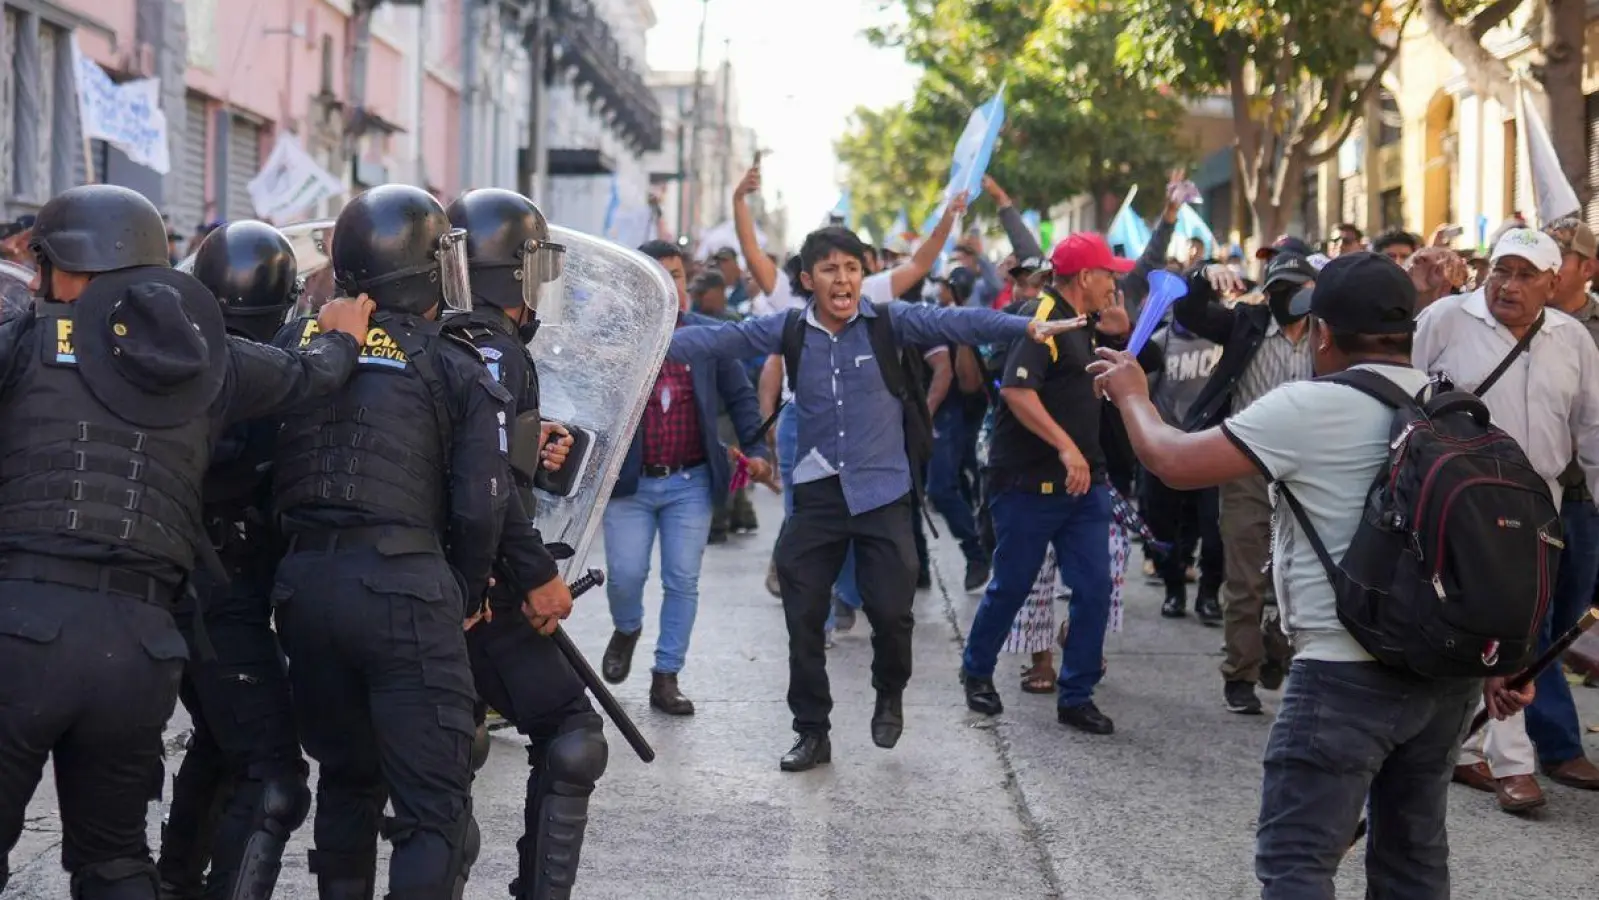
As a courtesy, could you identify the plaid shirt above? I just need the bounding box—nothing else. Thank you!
[641,355,705,469]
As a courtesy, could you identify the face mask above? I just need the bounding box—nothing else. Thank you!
[1267,283,1309,326]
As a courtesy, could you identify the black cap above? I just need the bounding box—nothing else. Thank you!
[1,214,36,240]
[1262,252,1317,290]
[1289,251,1415,334]
[943,266,976,300]
[1255,235,1313,260]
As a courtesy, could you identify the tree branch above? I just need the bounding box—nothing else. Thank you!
[1420,0,1518,110]
[1469,0,1525,41]
[1227,55,1260,199]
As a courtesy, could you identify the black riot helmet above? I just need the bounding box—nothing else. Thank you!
[193,220,301,343]
[30,184,169,274]
[445,188,567,317]
[331,184,471,316]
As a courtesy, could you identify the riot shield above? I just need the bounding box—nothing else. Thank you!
[530,225,675,576]
[0,261,33,323]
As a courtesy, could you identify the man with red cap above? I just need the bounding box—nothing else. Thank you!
[960,232,1154,735]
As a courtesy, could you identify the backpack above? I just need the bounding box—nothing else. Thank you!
[780,302,936,523]
[1276,368,1562,678]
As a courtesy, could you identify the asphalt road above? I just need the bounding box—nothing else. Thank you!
[9,488,1598,898]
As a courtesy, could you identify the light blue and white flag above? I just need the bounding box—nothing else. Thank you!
[1170,203,1218,257]
[1105,186,1151,259]
[943,85,1007,203]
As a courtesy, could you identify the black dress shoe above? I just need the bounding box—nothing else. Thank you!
[780,732,832,772]
[960,668,1003,716]
[963,558,991,592]
[649,672,695,716]
[1259,657,1286,692]
[1160,593,1187,618]
[1195,590,1223,626]
[1057,701,1114,735]
[916,567,932,590]
[601,629,642,684]
[872,691,904,748]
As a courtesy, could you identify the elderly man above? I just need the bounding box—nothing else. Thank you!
[1415,227,1599,813]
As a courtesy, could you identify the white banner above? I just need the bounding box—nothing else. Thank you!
[247,132,345,223]
[1516,80,1581,225]
[71,37,170,174]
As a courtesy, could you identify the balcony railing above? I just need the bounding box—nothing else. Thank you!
[547,0,663,153]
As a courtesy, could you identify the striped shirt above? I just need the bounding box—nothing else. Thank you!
[1234,318,1314,413]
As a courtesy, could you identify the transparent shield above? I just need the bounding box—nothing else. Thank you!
[520,238,568,322]
[528,226,677,576]
[437,228,472,314]
[0,260,34,322]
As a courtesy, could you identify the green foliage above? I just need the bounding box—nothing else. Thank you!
[837,0,1192,236]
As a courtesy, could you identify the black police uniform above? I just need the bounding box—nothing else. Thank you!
[0,185,360,900]
[447,306,606,900]
[157,221,311,900]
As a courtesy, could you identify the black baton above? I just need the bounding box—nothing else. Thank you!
[554,569,657,763]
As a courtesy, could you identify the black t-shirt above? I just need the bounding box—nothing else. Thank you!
[985,292,1105,482]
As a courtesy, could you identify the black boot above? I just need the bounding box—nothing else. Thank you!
[779,733,832,772]
[1161,585,1187,618]
[307,850,376,900]
[959,668,1003,716]
[1195,588,1222,626]
[649,672,695,716]
[871,691,904,749]
[156,734,229,900]
[600,629,641,684]
[963,557,991,592]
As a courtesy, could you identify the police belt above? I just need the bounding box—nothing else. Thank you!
[282,525,441,557]
[0,553,177,605]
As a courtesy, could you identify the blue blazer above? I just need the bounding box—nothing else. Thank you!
[613,312,768,507]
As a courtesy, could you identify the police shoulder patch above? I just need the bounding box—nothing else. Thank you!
[479,346,503,361]
[441,331,486,364]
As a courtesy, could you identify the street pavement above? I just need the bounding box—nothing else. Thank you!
[9,487,1599,898]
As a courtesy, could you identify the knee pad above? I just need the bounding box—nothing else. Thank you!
[69,858,159,900]
[470,722,491,773]
[258,768,312,834]
[537,713,608,795]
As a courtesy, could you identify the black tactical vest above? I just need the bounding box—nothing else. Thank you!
[446,308,539,511]
[272,312,450,530]
[0,305,212,570]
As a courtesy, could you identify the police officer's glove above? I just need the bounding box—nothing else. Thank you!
[523,577,573,636]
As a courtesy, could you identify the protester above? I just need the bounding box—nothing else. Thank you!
[954,240,1002,309]
[665,210,1074,770]
[960,232,1159,736]
[710,246,750,309]
[926,268,990,589]
[0,215,35,266]
[1371,229,1420,266]
[1416,227,1599,812]
[1089,251,1535,899]
[599,240,772,717]
[1329,222,1365,257]
[1407,245,1469,311]
[1175,249,1315,714]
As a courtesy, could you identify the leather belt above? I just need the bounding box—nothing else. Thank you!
[641,461,704,479]
[0,554,174,605]
[283,525,441,557]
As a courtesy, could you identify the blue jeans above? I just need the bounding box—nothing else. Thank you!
[1256,660,1478,900]
[963,485,1112,706]
[602,465,714,674]
[1524,497,1599,765]
[928,401,983,562]
[776,404,861,627]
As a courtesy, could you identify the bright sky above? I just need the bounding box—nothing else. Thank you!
[645,0,920,230]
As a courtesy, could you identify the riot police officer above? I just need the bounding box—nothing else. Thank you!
[0,185,370,900]
[268,183,535,900]
[156,220,310,900]
[445,188,601,900]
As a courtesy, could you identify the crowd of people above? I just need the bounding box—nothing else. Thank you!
[2,142,1597,900]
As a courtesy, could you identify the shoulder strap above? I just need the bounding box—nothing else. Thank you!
[1476,310,1544,398]
[1317,368,1422,411]
[866,302,909,396]
[1275,484,1343,590]
[381,317,455,467]
[781,308,805,392]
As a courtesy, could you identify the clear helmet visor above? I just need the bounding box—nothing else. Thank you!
[521,238,568,322]
[437,228,472,313]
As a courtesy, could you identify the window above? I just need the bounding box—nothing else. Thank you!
[3,7,77,208]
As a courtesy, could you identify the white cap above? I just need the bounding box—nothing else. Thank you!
[1491,228,1562,273]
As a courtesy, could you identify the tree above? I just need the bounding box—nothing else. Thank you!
[837,0,1190,236]
[1115,0,1419,240]
[1420,0,1588,207]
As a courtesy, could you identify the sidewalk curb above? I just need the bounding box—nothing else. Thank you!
[929,554,1070,900]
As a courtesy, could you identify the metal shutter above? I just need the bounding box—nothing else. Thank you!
[224,116,261,221]
[1585,93,1599,231]
[171,94,208,233]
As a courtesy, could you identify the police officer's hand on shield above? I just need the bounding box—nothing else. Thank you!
[316,293,376,344]
[539,421,574,471]
[523,577,574,636]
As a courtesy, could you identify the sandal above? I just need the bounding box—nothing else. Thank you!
[1021,664,1057,694]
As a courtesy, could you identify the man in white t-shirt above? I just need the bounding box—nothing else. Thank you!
[1088,252,1534,899]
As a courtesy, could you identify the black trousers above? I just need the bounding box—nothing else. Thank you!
[467,605,593,742]
[159,575,304,898]
[273,548,476,896]
[1142,476,1223,596]
[774,480,917,734]
[0,579,185,898]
